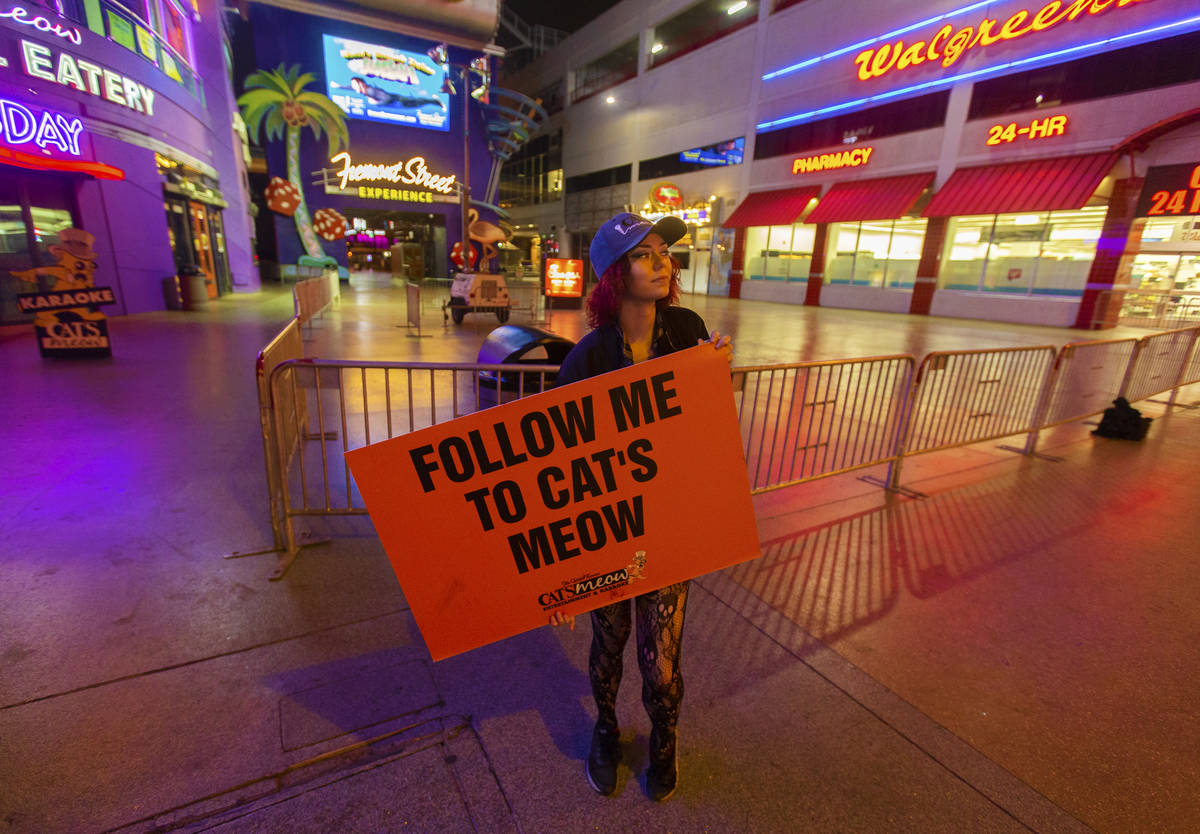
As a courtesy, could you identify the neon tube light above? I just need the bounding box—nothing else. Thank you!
[0,146,124,179]
[762,0,993,81]
[756,14,1200,131]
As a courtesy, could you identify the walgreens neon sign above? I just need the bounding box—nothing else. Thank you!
[757,11,1200,131]
[854,0,1154,82]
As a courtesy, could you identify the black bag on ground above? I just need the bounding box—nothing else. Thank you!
[1093,397,1152,440]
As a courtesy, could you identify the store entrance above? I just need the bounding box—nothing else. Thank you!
[164,196,232,297]
[345,209,446,281]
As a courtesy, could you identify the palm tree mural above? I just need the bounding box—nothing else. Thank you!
[238,64,348,259]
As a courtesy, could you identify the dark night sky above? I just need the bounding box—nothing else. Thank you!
[503,0,623,33]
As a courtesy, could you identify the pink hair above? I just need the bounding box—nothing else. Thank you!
[586,252,681,329]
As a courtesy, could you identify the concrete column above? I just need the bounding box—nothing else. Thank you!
[910,215,948,315]
[1073,177,1146,330]
[805,223,828,306]
[728,227,746,299]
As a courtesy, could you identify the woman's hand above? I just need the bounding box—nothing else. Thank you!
[548,610,575,630]
[701,330,734,365]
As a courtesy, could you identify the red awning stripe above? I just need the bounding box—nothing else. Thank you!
[923,153,1116,218]
[805,172,934,224]
[722,185,822,228]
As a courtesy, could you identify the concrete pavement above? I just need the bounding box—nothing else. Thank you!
[1,280,1196,833]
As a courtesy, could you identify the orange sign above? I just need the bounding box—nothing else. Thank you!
[345,347,761,661]
[544,258,584,298]
[986,114,1068,144]
[793,146,873,174]
[853,0,1153,82]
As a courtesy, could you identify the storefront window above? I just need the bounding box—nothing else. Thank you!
[1140,215,1200,247]
[648,0,758,70]
[744,223,814,281]
[161,0,189,60]
[827,218,927,287]
[0,175,79,323]
[31,208,78,266]
[1131,252,1200,292]
[570,39,638,104]
[939,209,1104,296]
[1035,210,1105,296]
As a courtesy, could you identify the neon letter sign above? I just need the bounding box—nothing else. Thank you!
[853,0,1155,82]
[0,98,83,155]
[0,4,82,44]
[986,114,1068,144]
[792,146,873,174]
[330,151,457,193]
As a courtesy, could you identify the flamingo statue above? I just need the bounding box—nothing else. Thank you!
[467,207,508,269]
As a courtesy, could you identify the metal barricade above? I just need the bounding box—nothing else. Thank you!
[889,346,1056,488]
[1179,329,1200,389]
[254,318,304,553]
[250,322,1200,577]
[293,275,335,329]
[267,359,559,573]
[1117,290,1200,330]
[508,282,547,323]
[734,355,915,494]
[1120,326,1200,404]
[1019,337,1140,454]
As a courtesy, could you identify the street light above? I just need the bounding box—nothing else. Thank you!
[429,44,491,273]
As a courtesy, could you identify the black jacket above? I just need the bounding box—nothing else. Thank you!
[555,306,710,387]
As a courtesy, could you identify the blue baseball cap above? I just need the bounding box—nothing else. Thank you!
[589,212,687,279]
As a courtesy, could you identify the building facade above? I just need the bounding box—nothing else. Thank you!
[0,0,257,325]
[501,0,1200,328]
[239,2,504,282]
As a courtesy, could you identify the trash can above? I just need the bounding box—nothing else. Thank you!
[178,264,208,311]
[476,324,574,409]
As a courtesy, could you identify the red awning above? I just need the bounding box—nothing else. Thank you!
[722,185,821,228]
[923,153,1116,218]
[805,172,934,224]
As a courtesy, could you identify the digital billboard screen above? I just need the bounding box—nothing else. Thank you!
[679,136,744,167]
[323,35,450,132]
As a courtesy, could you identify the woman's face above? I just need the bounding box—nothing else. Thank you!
[624,232,672,303]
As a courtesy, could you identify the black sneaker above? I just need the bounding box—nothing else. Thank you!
[646,726,678,802]
[586,724,621,796]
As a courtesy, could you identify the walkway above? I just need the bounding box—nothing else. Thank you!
[1,281,1195,833]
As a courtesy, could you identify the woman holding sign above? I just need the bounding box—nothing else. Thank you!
[552,212,733,801]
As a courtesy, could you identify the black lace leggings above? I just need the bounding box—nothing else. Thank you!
[588,581,690,737]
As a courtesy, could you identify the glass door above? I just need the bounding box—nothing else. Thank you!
[206,207,232,295]
[188,200,217,299]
